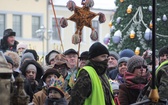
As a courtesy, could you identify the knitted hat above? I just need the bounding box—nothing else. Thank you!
[21,52,35,65]
[118,57,130,65]
[119,49,135,58]
[89,42,109,59]
[47,76,65,97]
[109,51,120,60]
[5,55,14,66]
[17,42,28,50]
[26,64,37,72]
[127,55,147,73]
[24,49,39,61]
[78,51,89,60]
[158,46,168,57]
[45,50,60,65]
[42,68,60,82]
[3,29,16,38]
[64,48,78,55]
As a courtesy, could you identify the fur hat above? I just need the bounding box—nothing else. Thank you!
[158,46,168,57]
[119,49,135,58]
[45,50,60,65]
[3,28,16,39]
[64,48,78,55]
[89,42,109,59]
[109,51,120,60]
[127,55,147,73]
[54,54,67,65]
[78,51,89,60]
[4,51,21,68]
[47,76,65,97]
[42,68,60,82]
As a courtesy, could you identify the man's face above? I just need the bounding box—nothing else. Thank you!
[92,54,108,62]
[159,54,168,64]
[118,62,127,76]
[7,36,15,46]
[26,69,37,82]
[54,64,68,78]
[45,74,58,87]
[65,54,78,68]
[107,56,118,69]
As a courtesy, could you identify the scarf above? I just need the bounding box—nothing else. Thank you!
[87,59,108,75]
[124,72,151,90]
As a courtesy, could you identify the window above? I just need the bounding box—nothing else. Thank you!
[92,20,99,40]
[13,15,22,37]
[32,16,41,38]
[0,14,5,37]
[52,18,61,40]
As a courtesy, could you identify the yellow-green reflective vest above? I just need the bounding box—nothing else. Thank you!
[77,66,115,105]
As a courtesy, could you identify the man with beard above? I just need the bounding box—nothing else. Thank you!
[69,42,115,105]
[0,28,19,52]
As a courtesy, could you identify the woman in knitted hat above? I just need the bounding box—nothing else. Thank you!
[114,57,129,84]
[118,55,151,105]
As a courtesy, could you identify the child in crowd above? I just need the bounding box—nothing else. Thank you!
[44,76,67,105]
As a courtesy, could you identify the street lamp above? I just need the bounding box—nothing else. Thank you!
[36,25,52,64]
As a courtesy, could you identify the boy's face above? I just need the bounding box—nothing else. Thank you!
[49,89,62,99]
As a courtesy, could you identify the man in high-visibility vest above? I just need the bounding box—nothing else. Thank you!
[69,42,115,105]
[156,46,168,103]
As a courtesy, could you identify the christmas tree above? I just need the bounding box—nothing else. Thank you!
[108,0,168,55]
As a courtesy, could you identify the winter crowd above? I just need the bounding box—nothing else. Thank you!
[0,28,168,105]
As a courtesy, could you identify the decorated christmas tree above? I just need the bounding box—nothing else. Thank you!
[107,0,168,55]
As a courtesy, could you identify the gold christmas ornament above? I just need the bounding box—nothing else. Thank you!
[135,47,140,55]
[149,21,153,29]
[109,21,112,27]
[127,5,132,14]
[130,30,135,39]
[120,0,124,2]
[127,8,132,14]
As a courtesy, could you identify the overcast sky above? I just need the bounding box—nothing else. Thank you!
[54,0,116,10]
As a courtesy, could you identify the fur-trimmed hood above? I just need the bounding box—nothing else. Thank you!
[20,60,44,82]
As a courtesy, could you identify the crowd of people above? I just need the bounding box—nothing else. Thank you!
[0,28,168,105]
